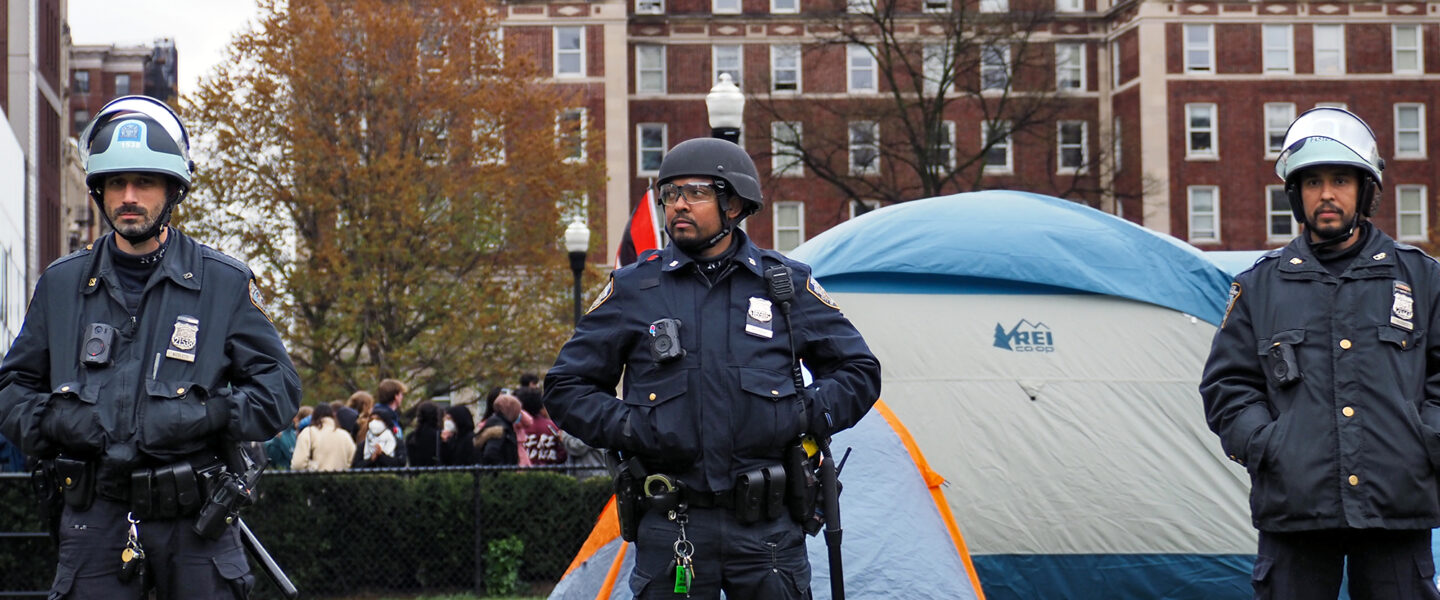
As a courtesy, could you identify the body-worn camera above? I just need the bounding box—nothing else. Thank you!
[82,323,116,368]
[1267,343,1302,388]
[649,318,685,363]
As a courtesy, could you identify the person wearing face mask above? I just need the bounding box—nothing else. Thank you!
[353,413,406,468]
[1201,107,1440,599]
[440,405,478,465]
[543,137,881,598]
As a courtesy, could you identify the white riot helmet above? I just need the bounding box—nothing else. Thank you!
[79,96,194,245]
[1274,107,1384,222]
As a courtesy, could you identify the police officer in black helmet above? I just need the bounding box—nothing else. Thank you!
[0,96,301,598]
[545,137,881,598]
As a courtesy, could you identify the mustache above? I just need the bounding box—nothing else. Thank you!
[114,206,148,216]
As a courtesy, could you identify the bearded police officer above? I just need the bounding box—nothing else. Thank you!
[0,96,302,597]
[1200,107,1440,599]
[544,137,881,598]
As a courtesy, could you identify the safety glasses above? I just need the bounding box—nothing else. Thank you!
[657,181,724,207]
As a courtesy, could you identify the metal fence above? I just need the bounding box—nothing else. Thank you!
[0,465,611,599]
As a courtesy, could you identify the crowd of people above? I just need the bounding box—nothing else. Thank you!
[264,374,605,474]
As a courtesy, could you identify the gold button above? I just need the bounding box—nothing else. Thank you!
[60,385,69,392]
[648,393,656,401]
[1339,339,1352,349]
[64,477,73,486]
[1342,406,1354,417]
[1348,474,1359,486]
[1289,258,1303,265]
[771,390,779,396]
[177,387,186,395]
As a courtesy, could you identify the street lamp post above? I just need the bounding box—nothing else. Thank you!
[706,73,745,144]
[564,218,591,325]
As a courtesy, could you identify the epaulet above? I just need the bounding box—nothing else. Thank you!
[199,245,255,278]
[1395,241,1428,255]
[45,244,94,270]
[1261,248,1284,260]
[639,248,662,262]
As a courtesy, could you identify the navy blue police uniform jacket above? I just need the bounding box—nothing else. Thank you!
[1200,225,1440,532]
[0,229,302,496]
[544,231,881,493]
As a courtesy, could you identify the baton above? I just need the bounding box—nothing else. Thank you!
[238,517,299,599]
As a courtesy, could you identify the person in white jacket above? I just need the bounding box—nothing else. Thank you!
[292,403,357,471]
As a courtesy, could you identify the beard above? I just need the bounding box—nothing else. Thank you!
[109,205,159,239]
[1308,205,1354,240]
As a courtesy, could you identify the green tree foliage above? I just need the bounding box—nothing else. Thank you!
[181,0,604,401]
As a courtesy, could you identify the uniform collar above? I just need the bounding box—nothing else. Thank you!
[658,229,765,278]
[1278,224,1395,276]
[82,229,204,295]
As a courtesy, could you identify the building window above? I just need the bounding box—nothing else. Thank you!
[924,0,950,13]
[1395,103,1425,159]
[849,121,879,176]
[1266,185,1295,240]
[637,123,666,176]
[73,110,90,134]
[1397,185,1428,241]
[1188,186,1220,243]
[636,45,665,94]
[1056,0,1082,12]
[923,45,949,94]
[1264,103,1295,157]
[637,0,664,14]
[983,120,1012,174]
[930,121,956,174]
[1186,103,1217,159]
[554,27,585,78]
[979,0,1006,12]
[772,121,803,177]
[849,199,882,219]
[1315,101,1347,110]
[1393,25,1422,74]
[715,0,741,15]
[1111,40,1122,88]
[1262,25,1293,74]
[1112,118,1122,172]
[772,45,800,93]
[772,0,797,13]
[1056,43,1084,91]
[73,71,89,95]
[1057,121,1088,173]
[557,108,586,163]
[472,117,506,165]
[115,74,131,96]
[714,45,742,88]
[847,0,874,13]
[1314,24,1344,76]
[848,45,876,93]
[774,201,805,252]
[981,44,1010,91]
[1184,24,1213,74]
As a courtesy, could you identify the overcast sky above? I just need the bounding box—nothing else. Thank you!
[67,0,261,96]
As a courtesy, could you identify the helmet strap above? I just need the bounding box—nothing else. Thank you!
[92,186,184,247]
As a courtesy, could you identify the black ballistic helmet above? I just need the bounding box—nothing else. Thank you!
[657,138,763,218]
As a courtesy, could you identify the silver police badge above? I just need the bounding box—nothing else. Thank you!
[1392,281,1414,330]
[745,297,774,339]
[166,315,199,362]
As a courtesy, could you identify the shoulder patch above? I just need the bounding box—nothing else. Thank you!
[587,276,615,314]
[249,279,273,323]
[807,276,840,310]
[1220,282,1241,329]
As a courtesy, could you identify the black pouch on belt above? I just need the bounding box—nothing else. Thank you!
[130,468,155,520]
[173,462,202,516]
[761,465,787,521]
[54,457,96,511]
[153,464,180,520]
[734,469,766,523]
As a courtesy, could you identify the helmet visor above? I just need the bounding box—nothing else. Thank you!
[1275,108,1381,181]
[79,96,190,164]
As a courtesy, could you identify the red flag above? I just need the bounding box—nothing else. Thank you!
[615,188,662,267]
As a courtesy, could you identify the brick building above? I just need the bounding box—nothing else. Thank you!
[499,0,1437,259]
